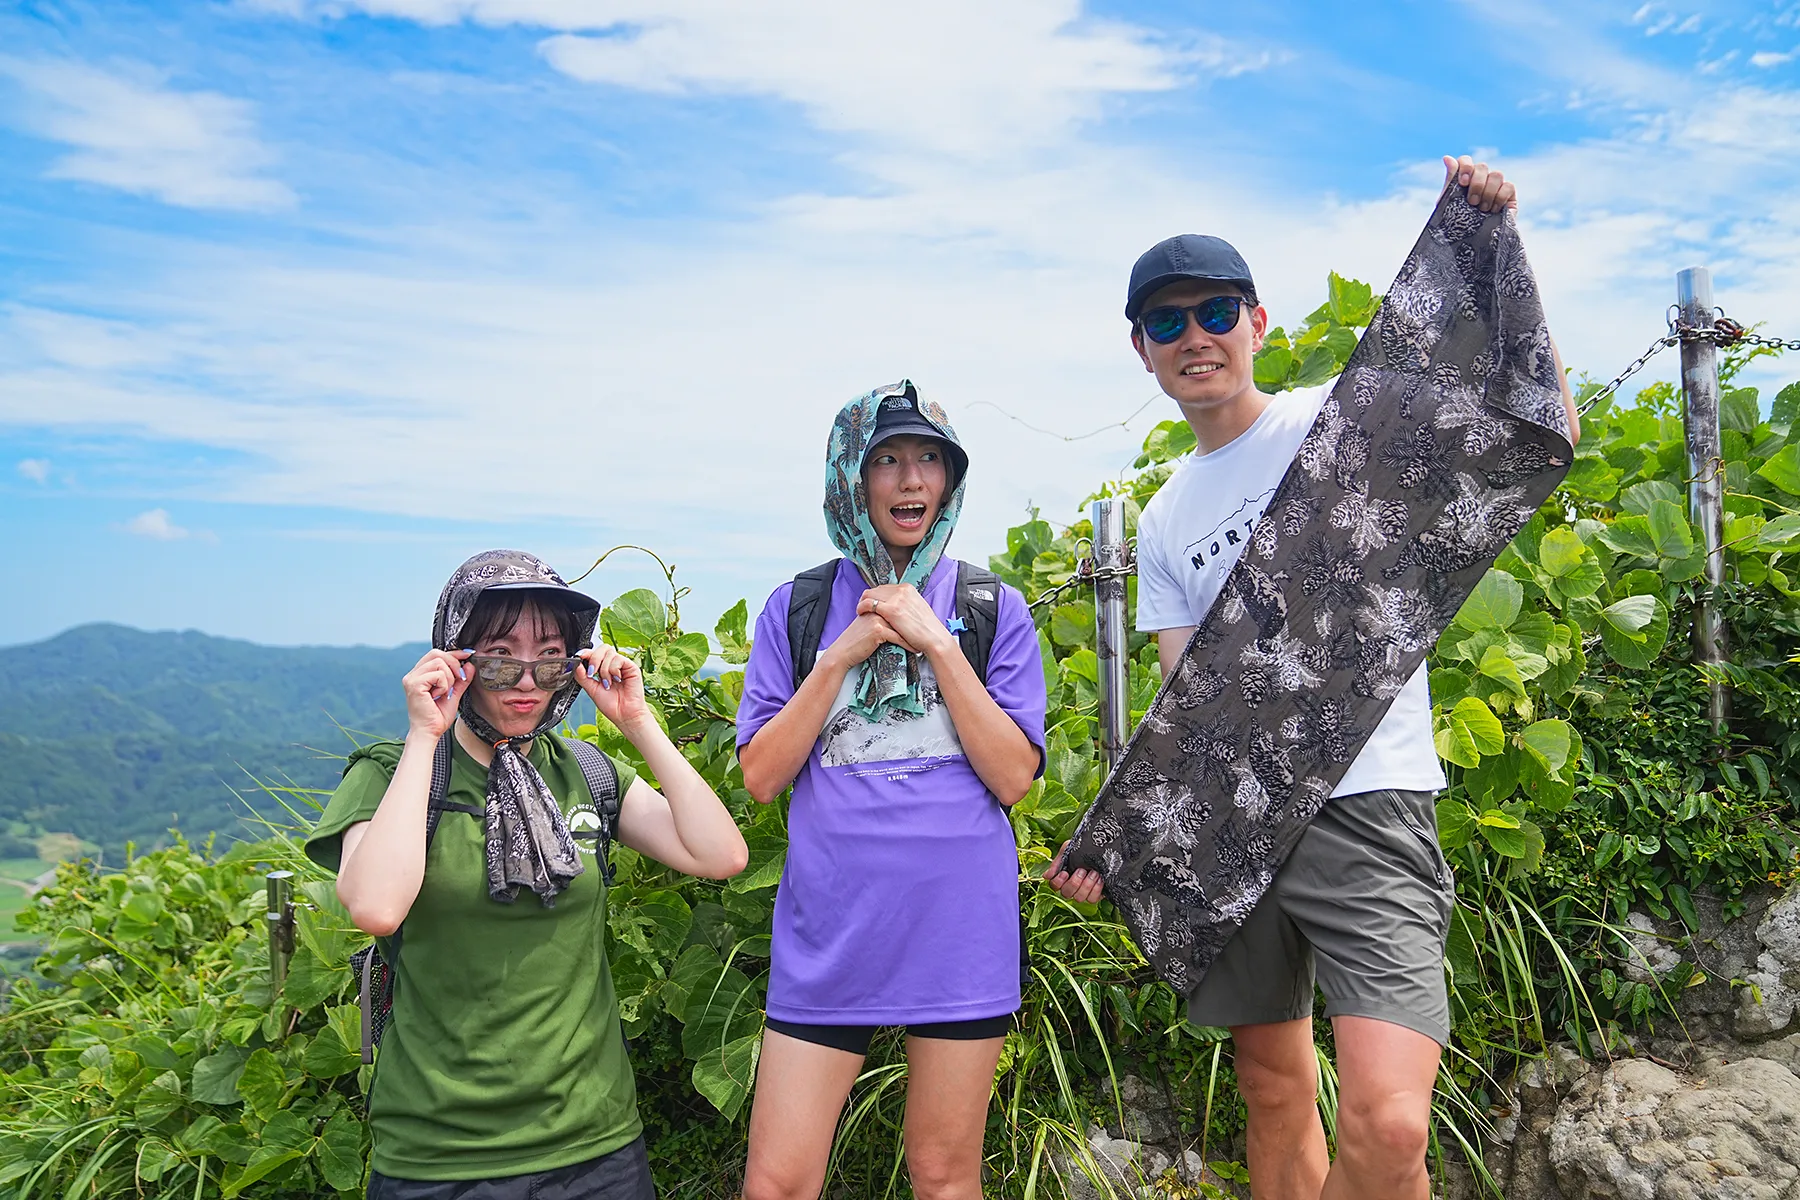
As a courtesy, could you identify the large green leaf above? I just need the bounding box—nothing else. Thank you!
[1560,455,1620,501]
[1758,514,1800,547]
[136,1139,181,1184]
[1454,570,1523,633]
[1758,444,1800,496]
[1475,644,1527,698]
[680,963,761,1061]
[1721,387,1761,434]
[728,824,788,893]
[1434,697,1505,768]
[190,1046,250,1105]
[317,1110,366,1192]
[658,631,711,680]
[281,943,348,1011]
[1772,380,1800,425]
[601,589,668,648]
[1536,527,1606,601]
[134,1069,185,1125]
[1517,718,1574,773]
[1252,345,1292,388]
[222,1145,308,1199]
[714,599,751,664]
[1050,600,1095,647]
[1460,747,1518,807]
[1648,504,1698,561]
[1327,272,1378,326]
[1595,515,1658,560]
[300,1020,362,1080]
[691,1031,761,1120]
[1436,797,1477,850]
[1518,746,1575,813]
[1477,811,1530,858]
[1597,595,1670,669]
[235,1048,287,1121]
[662,944,723,1021]
[1619,479,1682,515]
[1599,593,1656,634]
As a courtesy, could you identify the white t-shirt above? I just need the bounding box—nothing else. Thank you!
[1136,384,1446,797]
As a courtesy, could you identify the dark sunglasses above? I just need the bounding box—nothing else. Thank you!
[468,654,581,692]
[1137,296,1250,345]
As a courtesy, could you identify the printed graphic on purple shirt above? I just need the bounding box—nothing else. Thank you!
[737,556,1048,1025]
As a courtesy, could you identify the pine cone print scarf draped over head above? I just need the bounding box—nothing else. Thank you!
[823,379,968,721]
[1063,184,1574,995]
[433,550,592,907]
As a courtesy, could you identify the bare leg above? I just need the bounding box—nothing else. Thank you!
[741,1030,865,1200]
[901,1035,1005,1200]
[1231,1019,1329,1200]
[1318,1016,1440,1200]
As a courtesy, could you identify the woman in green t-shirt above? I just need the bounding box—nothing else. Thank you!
[306,550,748,1199]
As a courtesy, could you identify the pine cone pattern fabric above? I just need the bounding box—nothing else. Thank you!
[1063,185,1573,995]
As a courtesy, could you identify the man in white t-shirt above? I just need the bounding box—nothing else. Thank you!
[1046,156,1580,1200]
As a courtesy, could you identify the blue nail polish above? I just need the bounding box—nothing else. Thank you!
[601,678,611,690]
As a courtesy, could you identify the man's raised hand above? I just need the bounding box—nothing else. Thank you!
[1042,841,1105,904]
[1443,154,1517,214]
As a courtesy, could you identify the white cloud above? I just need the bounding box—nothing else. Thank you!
[289,1,1266,158]
[16,458,50,484]
[1752,48,1799,67]
[0,58,294,211]
[123,508,195,540]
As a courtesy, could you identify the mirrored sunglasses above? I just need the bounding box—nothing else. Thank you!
[1138,295,1249,345]
[468,654,581,691]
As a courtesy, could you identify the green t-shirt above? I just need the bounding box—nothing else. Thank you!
[305,734,642,1181]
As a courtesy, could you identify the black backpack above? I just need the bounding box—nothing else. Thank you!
[351,732,621,1064]
[786,558,1001,688]
[785,558,1031,991]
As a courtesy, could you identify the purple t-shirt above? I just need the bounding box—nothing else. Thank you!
[737,557,1048,1024]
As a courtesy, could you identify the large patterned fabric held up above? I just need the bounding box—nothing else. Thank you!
[1062,184,1573,995]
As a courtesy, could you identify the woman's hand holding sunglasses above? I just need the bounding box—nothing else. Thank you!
[402,648,474,741]
[577,645,651,734]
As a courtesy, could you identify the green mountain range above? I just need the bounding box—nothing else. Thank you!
[0,624,433,861]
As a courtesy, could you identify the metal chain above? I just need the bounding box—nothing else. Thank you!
[1027,539,1138,610]
[1578,330,1679,414]
[1580,309,1800,415]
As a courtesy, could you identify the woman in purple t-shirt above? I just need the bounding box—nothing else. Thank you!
[736,380,1048,1200]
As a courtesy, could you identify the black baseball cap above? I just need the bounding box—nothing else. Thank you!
[1124,234,1257,321]
[866,387,969,485]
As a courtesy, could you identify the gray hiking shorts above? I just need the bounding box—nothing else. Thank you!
[1185,788,1454,1045]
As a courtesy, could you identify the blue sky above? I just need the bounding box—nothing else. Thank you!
[4,0,1799,648]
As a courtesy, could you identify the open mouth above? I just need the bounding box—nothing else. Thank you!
[1181,363,1223,377]
[889,502,929,531]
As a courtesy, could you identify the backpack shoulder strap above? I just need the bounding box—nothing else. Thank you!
[562,736,623,886]
[954,560,1002,685]
[423,730,456,848]
[787,559,844,691]
[361,731,461,1064]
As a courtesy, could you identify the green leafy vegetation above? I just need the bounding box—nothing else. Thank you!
[4,282,1799,1197]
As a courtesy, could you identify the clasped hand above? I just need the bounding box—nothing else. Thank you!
[856,584,955,658]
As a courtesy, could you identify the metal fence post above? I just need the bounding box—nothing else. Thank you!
[1677,267,1730,733]
[266,870,295,999]
[1091,497,1130,769]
